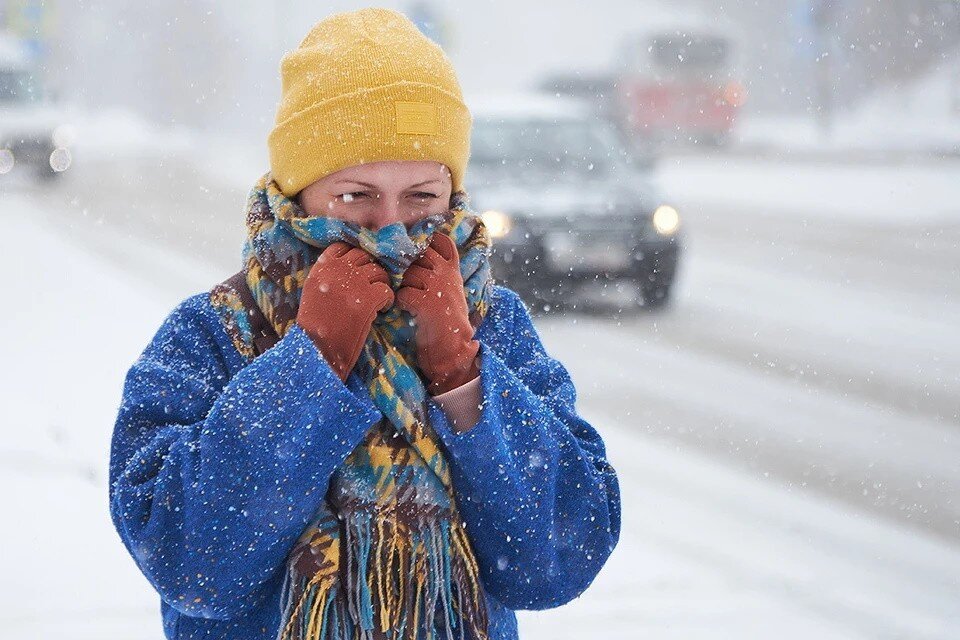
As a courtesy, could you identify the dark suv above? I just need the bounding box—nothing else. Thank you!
[466,95,682,312]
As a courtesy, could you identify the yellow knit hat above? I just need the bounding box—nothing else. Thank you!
[268,7,472,198]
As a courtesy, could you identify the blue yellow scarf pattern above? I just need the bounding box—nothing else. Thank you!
[209,172,493,640]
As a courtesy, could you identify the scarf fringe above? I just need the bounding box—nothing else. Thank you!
[277,512,489,640]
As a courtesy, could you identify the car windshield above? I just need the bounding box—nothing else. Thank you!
[470,116,633,181]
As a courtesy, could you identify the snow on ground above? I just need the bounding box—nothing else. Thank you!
[0,194,218,639]
[520,423,960,638]
[3,181,959,637]
[648,152,960,540]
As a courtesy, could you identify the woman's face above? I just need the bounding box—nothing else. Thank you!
[297,160,453,230]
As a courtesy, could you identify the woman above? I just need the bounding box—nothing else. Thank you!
[108,8,621,640]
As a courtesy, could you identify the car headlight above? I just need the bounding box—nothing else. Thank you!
[652,204,680,236]
[49,147,72,172]
[481,209,513,239]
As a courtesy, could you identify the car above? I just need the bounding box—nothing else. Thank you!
[0,34,74,182]
[465,93,683,312]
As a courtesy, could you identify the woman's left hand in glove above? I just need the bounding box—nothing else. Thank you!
[395,232,481,395]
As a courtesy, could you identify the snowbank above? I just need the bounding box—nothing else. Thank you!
[656,155,960,225]
[56,105,196,161]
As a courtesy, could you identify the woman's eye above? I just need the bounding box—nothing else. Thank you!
[411,192,438,200]
[337,192,369,202]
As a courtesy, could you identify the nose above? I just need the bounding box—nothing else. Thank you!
[363,198,404,231]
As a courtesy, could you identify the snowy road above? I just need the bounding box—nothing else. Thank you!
[2,150,958,638]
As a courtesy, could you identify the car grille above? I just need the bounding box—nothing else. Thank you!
[522,213,649,241]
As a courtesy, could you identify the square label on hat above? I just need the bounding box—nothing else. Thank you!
[395,102,438,136]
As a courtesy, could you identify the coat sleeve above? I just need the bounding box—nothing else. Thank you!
[426,288,622,610]
[108,296,384,621]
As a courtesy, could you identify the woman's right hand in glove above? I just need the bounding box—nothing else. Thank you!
[296,241,394,382]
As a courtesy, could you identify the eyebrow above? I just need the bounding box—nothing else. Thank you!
[333,179,443,189]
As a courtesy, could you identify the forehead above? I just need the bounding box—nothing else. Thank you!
[325,160,450,185]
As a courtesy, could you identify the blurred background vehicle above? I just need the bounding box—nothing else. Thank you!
[467,93,682,312]
[0,32,73,182]
[611,14,746,153]
[537,8,746,160]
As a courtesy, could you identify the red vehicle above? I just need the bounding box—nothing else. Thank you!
[612,21,745,150]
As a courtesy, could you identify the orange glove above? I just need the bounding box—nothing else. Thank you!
[296,241,394,382]
[395,232,481,395]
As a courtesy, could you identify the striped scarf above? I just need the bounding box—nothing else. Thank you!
[209,172,493,640]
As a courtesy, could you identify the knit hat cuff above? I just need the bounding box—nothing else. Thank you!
[268,81,472,198]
